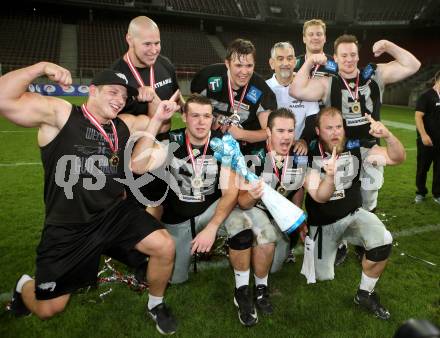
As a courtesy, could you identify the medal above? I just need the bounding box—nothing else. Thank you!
[125,52,155,90]
[277,184,286,195]
[110,154,119,167]
[227,74,248,124]
[81,104,119,167]
[191,176,203,189]
[340,72,361,114]
[186,131,210,194]
[352,101,361,114]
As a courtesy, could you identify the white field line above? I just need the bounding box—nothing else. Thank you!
[382,120,415,131]
[0,162,41,167]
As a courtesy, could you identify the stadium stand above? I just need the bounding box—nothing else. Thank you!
[0,15,61,73]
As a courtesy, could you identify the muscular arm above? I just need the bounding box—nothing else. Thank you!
[304,168,335,203]
[367,133,406,166]
[0,62,71,129]
[374,40,421,85]
[289,55,328,102]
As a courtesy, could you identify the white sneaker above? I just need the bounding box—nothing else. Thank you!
[414,194,425,203]
[433,197,440,205]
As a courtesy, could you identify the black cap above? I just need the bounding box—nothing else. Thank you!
[91,69,138,98]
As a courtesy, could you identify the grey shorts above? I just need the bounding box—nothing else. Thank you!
[360,147,384,211]
[308,208,392,281]
[164,201,281,283]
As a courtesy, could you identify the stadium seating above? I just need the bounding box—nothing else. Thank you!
[0,15,61,72]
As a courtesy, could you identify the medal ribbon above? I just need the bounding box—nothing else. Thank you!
[227,75,248,114]
[267,143,288,186]
[339,71,360,102]
[124,52,155,90]
[185,131,210,178]
[81,104,118,155]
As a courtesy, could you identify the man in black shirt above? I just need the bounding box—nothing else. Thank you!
[238,108,336,309]
[1,62,179,335]
[291,34,420,213]
[191,38,277,156]
[414,70,440,204]
[306,107,405,320]
[163,94,281,327]
[111,15,182,220]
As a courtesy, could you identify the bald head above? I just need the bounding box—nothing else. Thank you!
[127,16,159,38]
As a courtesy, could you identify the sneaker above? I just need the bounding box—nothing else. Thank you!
[354,289,390,320]
[335,244,348,266]
[233,285,258,326]
[254,284,273,315]
[414,194,425,203]
[147,303,177,335]
[6,278,31,317]
[433,197,440,205]
[285,249,296,263]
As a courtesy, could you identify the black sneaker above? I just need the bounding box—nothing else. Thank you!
[233,285,258,327]
[335,244,348,266]
[254,284,273,315]
[6,278,31,317]
[147,303,177,335]
[354,289,390,320]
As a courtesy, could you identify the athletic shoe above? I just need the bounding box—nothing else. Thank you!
[354,289,390,320]
[233,285,258,326]
[254,284,273,315]
[147,303,177,335]
[335,244,348,266]
[414,194,425,203]
[433,197,440,205]
[6,277,31,317]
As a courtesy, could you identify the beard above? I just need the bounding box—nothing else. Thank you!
[323,137,346,154]
[279,69,292,79]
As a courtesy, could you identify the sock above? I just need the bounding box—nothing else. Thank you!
[254,274,268,287]
[148,294,163,310]
[234,269,250,289]
[16,274,32,293]
[359,271,379,292]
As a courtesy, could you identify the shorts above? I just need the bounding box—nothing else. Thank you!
[164,201,280,284]
[35,200,163,300]
[308,208,392,281]
[360,147,384,211]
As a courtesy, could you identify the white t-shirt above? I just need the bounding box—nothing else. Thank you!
[266,74,319,138]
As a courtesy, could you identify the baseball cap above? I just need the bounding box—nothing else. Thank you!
[91,69,138,98]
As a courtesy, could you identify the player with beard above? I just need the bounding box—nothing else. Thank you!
[238,108,337,300]
[305,107,406,320]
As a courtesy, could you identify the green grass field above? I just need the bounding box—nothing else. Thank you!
[0,102,438,338]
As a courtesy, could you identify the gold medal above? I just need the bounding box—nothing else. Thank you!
[191,176,204,189]
[277,184,286,195]
[352,101,361,114]
[110,153,119,167]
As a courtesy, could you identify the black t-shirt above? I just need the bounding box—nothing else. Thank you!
[42,105,130,225]
[111,55,179,116]
[162,128,223,224]
[305,138,366,226]
[190,63,277,155]
[250,147,308,215]
[415,88,440,144]
[325,64,383,146]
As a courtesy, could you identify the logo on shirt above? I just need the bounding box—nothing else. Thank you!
[116,73,128,84]
[245,86,262,104]
[208,77,222,92]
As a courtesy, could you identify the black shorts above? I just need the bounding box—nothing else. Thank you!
[34,200,163,300]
